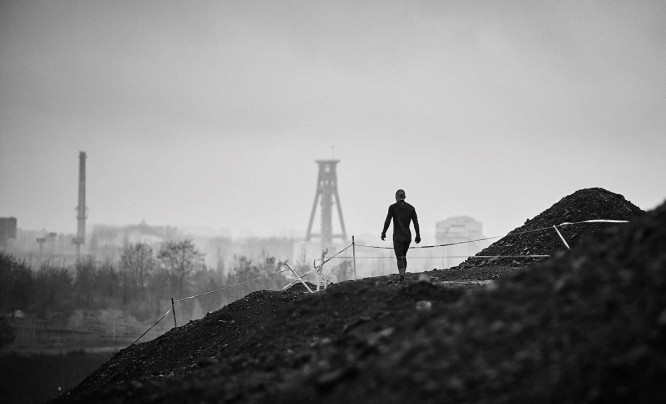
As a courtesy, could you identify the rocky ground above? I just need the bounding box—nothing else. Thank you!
[460,187,644,268]
[54,188,664,404]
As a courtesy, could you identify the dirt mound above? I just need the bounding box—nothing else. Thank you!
[54,273,469,404]
[271,199,666,404]
[55,193,666,404]
[459,188,644,268]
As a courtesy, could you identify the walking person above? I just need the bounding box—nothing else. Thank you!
[381,189,421,283]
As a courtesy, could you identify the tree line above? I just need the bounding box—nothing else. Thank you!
[0,239,291,323]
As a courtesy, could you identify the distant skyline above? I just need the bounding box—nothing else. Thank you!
[1,1,665,244]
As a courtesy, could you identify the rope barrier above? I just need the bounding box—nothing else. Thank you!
[133,266,292,344]
[175,267,291,302]
[355,228,550,250]
[132,307,172,345]
[355,235,500,250]
[325,254,551,259]
[322,243,353,265]
[357,219,629,251]
[557,219,629,226]
[470,254,550,258]
[132,219,628,345]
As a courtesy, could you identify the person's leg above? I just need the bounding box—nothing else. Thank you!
[393,242,405,277]
[402,240,411,274]
[393,241,410,280]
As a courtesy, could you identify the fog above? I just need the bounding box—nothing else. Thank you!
[1,0,664,244]
[1,4,665,403]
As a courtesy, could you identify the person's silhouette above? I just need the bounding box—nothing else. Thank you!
[381,189,421,282]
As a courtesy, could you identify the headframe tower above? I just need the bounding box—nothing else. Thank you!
[306,160,347,250]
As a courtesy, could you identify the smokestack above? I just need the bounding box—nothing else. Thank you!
[73,151,87,257]
[77,151,87,240]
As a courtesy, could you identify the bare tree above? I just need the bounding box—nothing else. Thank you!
[32,264,74,315]
[119,243,155,305]
[0,318,14,350]
[156,240,205,298]
[74,258,95,309]
[0,253,33,313]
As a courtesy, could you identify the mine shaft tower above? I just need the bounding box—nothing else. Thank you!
[306,160,347,249]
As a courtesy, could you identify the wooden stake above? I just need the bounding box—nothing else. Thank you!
[352,236,357,280]
[553,226,570,250]
[171,298,177,327]
[317,249,327,292]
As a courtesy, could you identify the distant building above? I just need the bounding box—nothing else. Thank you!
[435,216,485,268]
[0,217,18,247]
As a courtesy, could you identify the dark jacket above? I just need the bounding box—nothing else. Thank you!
[382,200,420,243]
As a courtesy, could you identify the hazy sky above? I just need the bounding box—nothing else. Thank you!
[1,0,665,241]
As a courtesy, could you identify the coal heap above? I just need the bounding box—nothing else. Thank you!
[274,198,666,404]
[54,274,468,404]
[55,191,666,404]
[459,187,644,268]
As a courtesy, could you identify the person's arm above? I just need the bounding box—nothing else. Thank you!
[413,208,421,243]
[381,206,392,240]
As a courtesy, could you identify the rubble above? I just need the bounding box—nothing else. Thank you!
[457,188,644,268]
[53,189,665,404]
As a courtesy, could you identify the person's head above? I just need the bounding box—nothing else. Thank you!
[395,189,406,201]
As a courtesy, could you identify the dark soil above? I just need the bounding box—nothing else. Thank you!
[53,271,476,404]
[53,189,665,404]
[0,351,113,404]
[459,187,644,268]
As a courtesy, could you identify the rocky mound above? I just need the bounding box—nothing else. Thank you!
[459,188,644,268]
[55,193,666,404]
[272,198,665,404]
[54,272,470,404]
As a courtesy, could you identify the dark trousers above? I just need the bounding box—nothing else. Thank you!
[393,241,411,275]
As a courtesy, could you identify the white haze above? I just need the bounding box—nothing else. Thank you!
[1,0,665,241]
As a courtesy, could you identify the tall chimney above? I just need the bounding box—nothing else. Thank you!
[76,151,87,243]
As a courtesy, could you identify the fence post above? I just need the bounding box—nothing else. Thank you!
[317,249,328,291]
[352,236,357,280]
[171,298,177,327]
[552,226,571,250]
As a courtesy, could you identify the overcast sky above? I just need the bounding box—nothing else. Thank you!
[1,0,665,241]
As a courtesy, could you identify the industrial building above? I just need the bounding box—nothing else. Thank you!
[0,217,18,247]
[435,216,486,268]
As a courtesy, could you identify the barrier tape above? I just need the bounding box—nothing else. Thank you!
[355,235,500,250]
[461,254,550,258]
[132,307,172,345]
[133,219,628,344]
[134,267,292,344]
[175,267,291,302]
[326,254,551,259]
[356,228,548,250]
[557,219,629,226]
[322,243,353,265]
[359,219,629,250]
